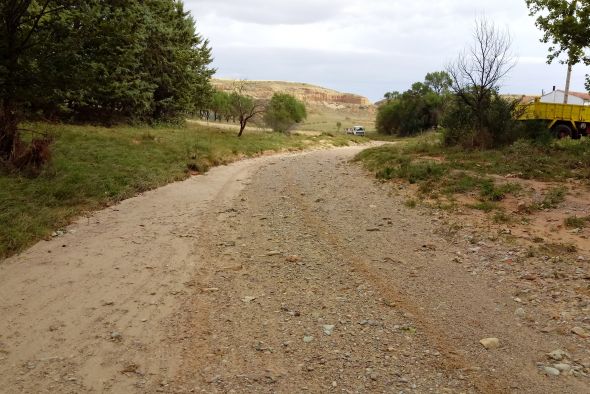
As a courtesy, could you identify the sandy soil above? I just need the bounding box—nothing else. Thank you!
[0,146,589,393]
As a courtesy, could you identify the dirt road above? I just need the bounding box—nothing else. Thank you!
[1,146,588,393]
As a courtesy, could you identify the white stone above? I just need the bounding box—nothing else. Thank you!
[479,338,500,349]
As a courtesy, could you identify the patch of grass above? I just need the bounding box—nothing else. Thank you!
[479,180,521,201]
[469,201,498,212]
[376,160,447,184]
[493,210,512,224]
[538,242,578,255]
[541,186,567,208]
[0,122,360,259]
[397,160,447,184]
[564,215,590,229]
[442,173,482,194]
[357,135,590,183]
[355,146,448,185]
[529,186,568,211]
[434,200,458,211]
[404,199,417,208]
[355,136,587,221]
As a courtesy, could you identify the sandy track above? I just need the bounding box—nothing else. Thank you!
[0,154,273,393]
[1,146,588,393]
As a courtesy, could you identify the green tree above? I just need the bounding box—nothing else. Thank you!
[210,91,231,121]
[383,91,400,102]
[55,1,157,123]
[142,0,214,122]
[228,82,265,137]
[263,93,307,133]
[1,0,215,167]
[376,72,450,136]
[0,0,75,162]
[526,0,590,101]
[442,92,522,148]
[424,71,452,95]
[63,0,214,123]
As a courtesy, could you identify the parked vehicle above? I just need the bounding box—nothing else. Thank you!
[349,126,365,136]
[518,99,590,139]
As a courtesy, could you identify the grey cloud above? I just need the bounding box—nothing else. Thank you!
[185,0,341,25]
[185,0,589,101]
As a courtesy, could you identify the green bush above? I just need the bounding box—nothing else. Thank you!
[264,93,307,132]
[377,73,450,136]
[442,92,524,149]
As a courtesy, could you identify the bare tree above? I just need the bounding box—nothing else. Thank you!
[447,18,516,132]
[228,81,266,137]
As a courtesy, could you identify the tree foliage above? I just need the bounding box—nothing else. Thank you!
[526,0,590,96]
[0,0,73,162]
[0,0,214,166]
[525,0,589,65]
[209,91,231,121]
[424,71,452,95]
[263,93,307,133]
[376,72,451,136]
[442,92,524,149]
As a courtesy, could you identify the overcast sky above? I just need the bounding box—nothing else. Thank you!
[185,0,588,102]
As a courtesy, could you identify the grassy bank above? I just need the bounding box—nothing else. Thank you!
[1,122,362,259]
[357,133,590,182]
[355,133,590,210]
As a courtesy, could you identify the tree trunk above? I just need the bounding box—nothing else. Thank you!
[238,120,246,137]
[564,63,573,104]
[0,99,21,162]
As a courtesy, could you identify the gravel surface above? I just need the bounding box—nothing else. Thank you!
[0,145,588,393]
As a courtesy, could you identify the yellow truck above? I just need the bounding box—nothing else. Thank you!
[518,99,590,139]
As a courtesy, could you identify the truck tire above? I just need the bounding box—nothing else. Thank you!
[554,124,572,139]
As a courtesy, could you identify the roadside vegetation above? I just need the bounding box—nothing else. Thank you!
[355,132,590,210]
[1,1,214,171]
[379,71,451,136]
[264,93,307,133]
[0,122,362,259]
[204,86,307,136]
[366,12,590,226]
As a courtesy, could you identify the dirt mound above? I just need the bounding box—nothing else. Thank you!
[212,79,373,108]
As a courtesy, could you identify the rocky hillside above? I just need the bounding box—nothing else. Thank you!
[212,79,373,109]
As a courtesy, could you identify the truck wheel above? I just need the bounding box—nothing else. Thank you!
[554,124,572,139]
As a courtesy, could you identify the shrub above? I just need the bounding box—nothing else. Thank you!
[376,159,447,184]
[377,73,450,136]
[442,92,524,149]
[264,93,307,132]
[564,216,589,229]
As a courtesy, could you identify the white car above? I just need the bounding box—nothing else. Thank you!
[351,126,365,136]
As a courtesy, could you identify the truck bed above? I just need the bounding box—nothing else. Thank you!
[519,100,590,123]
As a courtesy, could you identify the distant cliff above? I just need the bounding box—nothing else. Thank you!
[212,79,372,108]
